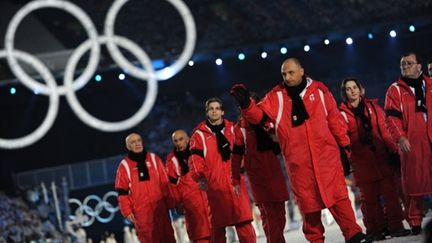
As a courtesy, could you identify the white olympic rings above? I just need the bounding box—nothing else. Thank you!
[69,191,119,226]
[0,0,197,149]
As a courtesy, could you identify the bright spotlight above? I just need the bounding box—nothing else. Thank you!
[10,87,16,95]
[324,39,330,45]
[95,74,102,82]
[303,45,310,52]
[280,47,287,54]
[389,30,397,37]
[345,37,353,45]
[261,52,268,59]
[409,25,415,32]
[118,73,125,80]
[188,60,194,66]
[238,53,245,60]
[367,33,374,39]
[215,58,223,65]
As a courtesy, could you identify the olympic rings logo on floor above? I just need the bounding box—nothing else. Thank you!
[69,191,119,226]
[0,0,196,149]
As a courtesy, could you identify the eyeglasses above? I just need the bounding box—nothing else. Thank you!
[400,62,418,68]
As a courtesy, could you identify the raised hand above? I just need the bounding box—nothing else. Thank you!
[230,83,251,109]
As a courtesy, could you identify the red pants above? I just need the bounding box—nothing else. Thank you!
[258,201,286,243]
[359,175,404,234]
[405,195,424,227]
[212,221,256,243]
[194,237,211,243]
[302,198,362,243]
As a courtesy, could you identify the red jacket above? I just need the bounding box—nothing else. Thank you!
[339,98,397,184]
[384,75,432,195]
[189,119,253,228]
[115,152,175,243]
[242,79,349,213]
[166,151,211,240]
[232,118,289,204]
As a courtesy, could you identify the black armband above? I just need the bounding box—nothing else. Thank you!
[191,149,204,158]
[233,144,245,155]
[116,188,129,196]
[169,176,178,185]
[385,109,402,118]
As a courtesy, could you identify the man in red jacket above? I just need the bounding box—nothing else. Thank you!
[115,133,175,243]
[189,97,256,243]
[384,52,432,235]
[232,104,290,243]
[166,130,211,243]
[231,58,367,243]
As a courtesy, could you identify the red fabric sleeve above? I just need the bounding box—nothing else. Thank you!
[374,102,399,152]
[114,163,133,218]
[323,88,350,147]
[189,131,207,182]
[384,85,406,142]
[241,100,265,125]
[231,124,244,185]
[155,155,175,209]
[165,156,182,203]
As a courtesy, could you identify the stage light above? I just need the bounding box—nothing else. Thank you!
[367,33,374,39]
[324,39,330,45]
[261,52,268,59]
[238,53,245,60]
[409,25,415,32]
[389,30,397,37]
[188,60,194,66]
[303,45,310,52]
[118,73,125,80]
[346,37,353,45]
[95,74,102,82]
[10,87,16,95]
[280,47,287,54]
[215,58,223,65]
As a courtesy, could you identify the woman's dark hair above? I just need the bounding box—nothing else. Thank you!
[340,77,363,102]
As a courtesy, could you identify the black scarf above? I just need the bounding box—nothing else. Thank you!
[349,100,375,149]
[127,150,149,181]
[173,146,191,175]
[402,75,427,113]
[206,120,231,161]
[284,76,310,127]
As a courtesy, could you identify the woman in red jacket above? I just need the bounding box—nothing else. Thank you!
[339,78,410,240]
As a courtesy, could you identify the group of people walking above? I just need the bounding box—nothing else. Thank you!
[114,52,432,243]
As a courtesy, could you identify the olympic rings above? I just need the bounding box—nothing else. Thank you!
[0,50,59,149]
[1,0,196,149]
[104,0,196,81]
[5,0,101,96]
[64,35,157,131]
[69,191,119,226]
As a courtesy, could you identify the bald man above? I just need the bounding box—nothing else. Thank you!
[165,130,211,243]
[115,133,175,243]
[231,58,367,243]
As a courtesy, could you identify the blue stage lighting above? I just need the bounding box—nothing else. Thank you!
[238,53,245,60]
[95,74,102,82]
[409,25,415,32]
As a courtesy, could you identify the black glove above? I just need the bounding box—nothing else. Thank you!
[388,151,401,168]
[339,146,352,176]
[230,84,251,109]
